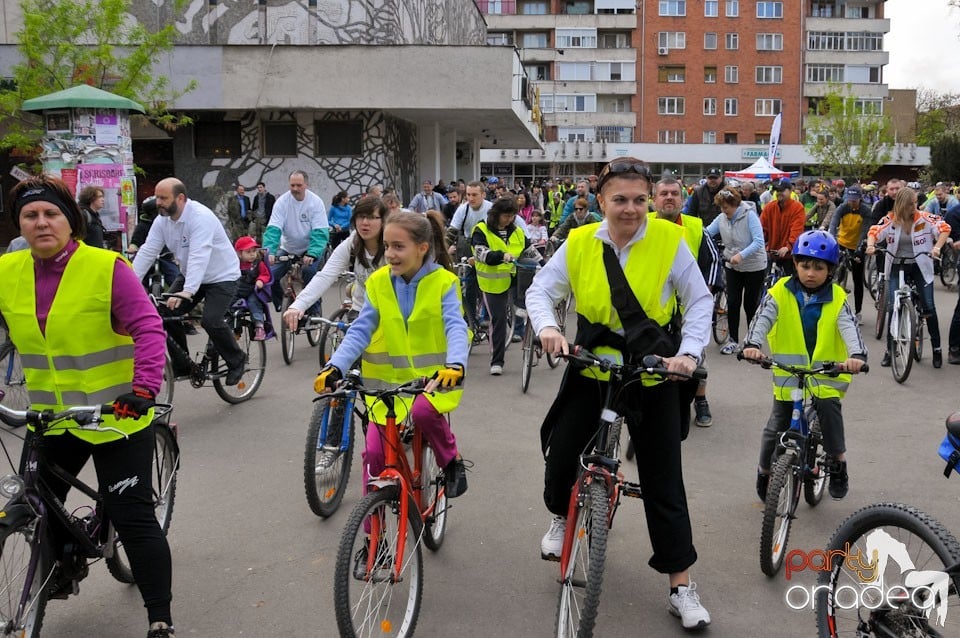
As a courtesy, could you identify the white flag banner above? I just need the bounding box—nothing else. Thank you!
[768,112,782,164]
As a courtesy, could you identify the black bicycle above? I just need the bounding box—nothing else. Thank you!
[0,400,179,637]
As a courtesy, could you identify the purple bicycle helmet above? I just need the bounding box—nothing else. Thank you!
[793,229,839,265]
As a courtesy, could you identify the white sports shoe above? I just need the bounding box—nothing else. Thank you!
[490,365,503,376]
[540,516,566,560]
[669,582,711,629]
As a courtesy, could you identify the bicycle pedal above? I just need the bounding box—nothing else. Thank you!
[621,483,643,498]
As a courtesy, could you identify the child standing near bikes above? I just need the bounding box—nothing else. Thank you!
[741,230,867,502]
[314,210,470,498]
[233,236,271,341]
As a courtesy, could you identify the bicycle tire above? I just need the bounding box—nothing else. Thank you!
[891,299,915,384]
[760,450,799,577]
[317,307,350,367]
[156,354,175,406]
[280,297,296,365]
[814,502,960,638]
[711,289,729,345]
[546,297,568,369]
[334,486,423,638]
[0,516,51,638]
[504,291,516,352]
[914,315,924,363]
[0,341,29,411]
[835,261,849,292]
[303,396,355,518]
[421,443,448,551]
[520,322,535,393]
[305,310,323,348]
[873,279,887,340]
[604,418,623,459]
[555,480,608,638]
[803,426,826,507]
[864,253,879,300]
[940,245,958,288]
[213,324,266,403]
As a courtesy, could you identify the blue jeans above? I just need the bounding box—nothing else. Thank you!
[270,250,321,314]
[887,262,940,351]
[245,293,265,323]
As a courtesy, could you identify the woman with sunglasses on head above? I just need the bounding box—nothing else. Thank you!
[526,158,714,630]
[705,187,768,355]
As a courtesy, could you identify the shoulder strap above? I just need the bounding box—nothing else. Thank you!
[601,243,650,326]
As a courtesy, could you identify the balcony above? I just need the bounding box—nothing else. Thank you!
[803,82,888,98]
[519,46,636,64]
[805,50,889,66]
[805,17,890,33]
[541,80,636,95]
[485,14,636,30]
[543,111,635,128]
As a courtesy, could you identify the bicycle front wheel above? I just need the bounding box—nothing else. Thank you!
[760,450,799,577]
[873,280,887,340]
[318,307,350,367]
[914,315,924,363]
[334,486,423,638]
[556,481,609,638]
[711,289,729,345]
[0,516,50,638]
[420,443,448,551]
[303,396,356,518]
[213,325,267,403]
[280,297,296,365]
[891,299,916,384]
[815,503,960,638]
[0,341,29,411]
[520,322,535,394]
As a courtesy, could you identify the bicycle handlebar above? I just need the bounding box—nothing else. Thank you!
[0,401,122,434]
[316,373,431,403]
[560,346,707,381]
[737,352,869,376]
[310,316,352,331]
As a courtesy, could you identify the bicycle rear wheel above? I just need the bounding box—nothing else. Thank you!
[0,341,29,411]
[556,480,608,638]
[334,486,423,638]
[873,279,887,340]
[303,396,356,518]
[0,517,50,638]
[520,322,535,393]
[711,289,729,345]
[420,443,448,551]
[760,450,799,577]
[815,503,960,637]
[891,300,916,384]
[280,297,296,365]
[318,307,350,367]
[941,245,958,288]
[213,324,267,403]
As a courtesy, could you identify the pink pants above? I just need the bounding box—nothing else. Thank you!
[362,394,458,496]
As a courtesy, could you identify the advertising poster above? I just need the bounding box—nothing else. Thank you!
[76,163,128,231]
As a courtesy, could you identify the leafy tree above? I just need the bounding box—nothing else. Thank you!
[805,84,894,180]
[0,0,195,153]
[915,89,960,146]
[929,133,960,183]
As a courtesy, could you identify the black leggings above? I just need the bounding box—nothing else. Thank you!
[725,267,766,343]
[840,247,864,314]
[23,426,173,625]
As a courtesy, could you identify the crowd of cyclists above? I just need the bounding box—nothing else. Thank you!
[6,163,960,635]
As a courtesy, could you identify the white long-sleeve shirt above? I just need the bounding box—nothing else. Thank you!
[526,218,712,359]
[132,199,240,294]
[267,190,328,255]
[290,232,381,313]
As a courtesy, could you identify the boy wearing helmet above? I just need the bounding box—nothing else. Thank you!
[741,230,867,502]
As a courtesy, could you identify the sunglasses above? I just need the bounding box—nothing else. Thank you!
[574,207,586,211]
[597,159,652,191]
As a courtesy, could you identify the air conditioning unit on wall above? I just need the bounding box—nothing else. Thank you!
[658,47,668,56]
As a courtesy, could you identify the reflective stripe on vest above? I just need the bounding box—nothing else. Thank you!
[566,219,682,382]
[767,279,851,400]
[0,244,152,443]
[474,222,525,294]
[679,214,703,257]
[361,266,464,423]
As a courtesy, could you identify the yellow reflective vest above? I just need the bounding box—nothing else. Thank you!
[474,222,525,294]
[361,266,464,423]
[767,279,851,400]
[678,214,703,257]
[0,244,152,443]
[566,219,682,382]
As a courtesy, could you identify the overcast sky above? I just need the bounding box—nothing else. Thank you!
[885,2,960,90]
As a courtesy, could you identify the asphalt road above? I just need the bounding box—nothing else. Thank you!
[29,282,960,637]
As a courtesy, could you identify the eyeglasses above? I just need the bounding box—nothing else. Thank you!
[574,207,586,211]
[597,159,652,191]
[356,214,382,221]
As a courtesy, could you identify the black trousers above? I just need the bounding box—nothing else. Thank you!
[541,371,697,574]
[23,426,172,625]
[188,280,245,370]
[482,289,510,367]
[759,397,845,471]
[725,267,766,343]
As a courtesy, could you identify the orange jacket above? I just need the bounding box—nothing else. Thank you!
[760,198,806,254]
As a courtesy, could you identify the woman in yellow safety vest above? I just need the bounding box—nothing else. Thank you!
[314,210,470,498]
[0,175,174,637]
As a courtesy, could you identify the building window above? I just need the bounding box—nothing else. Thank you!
[853,98,883,115]
[725,0,738,16]
[725,33,738,49]
[658,130,686,143]
[757,33,783,50]
[658,65,686,82]
[194,121,241,159]
[704,32,718,49]
[811,2,832,17]
[596,125,632,143]
[845,4,870,18]
[806,64,844,83]
[600,32,629,48]
[724,98,738,116]
[564,0,591,14]
[558,62,594,81]
[525,64,550,80]
[262,121,298,157]
[704,66,717,83]
[658,31,686,49]
[480,0,505,14]
[555,94,597,112]
[659,0,685,16]
[755,99,782,116]
[556,28,597,48]
[846,32,883,51]
[724,132,738,143]
[756,1,782,18]
[522,32,549,48]
[724,65,738,83]
[846,65,882,83]
[519,0,547,14]
[705,0,718,16]
[315,120,362,156]
[807,32,843,50]
[605,97,629,113]
[658,97,685,115]
[703,130,717,143]
[487,32,513,46]
[703,97,717,115]
[755,66,783,84]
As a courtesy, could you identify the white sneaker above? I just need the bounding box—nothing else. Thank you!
[855,312,862,325]
[540,516,566,560]
[669,583,711,629]
[490,365,503,376]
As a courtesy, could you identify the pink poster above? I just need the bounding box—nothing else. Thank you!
[76,163,128,232]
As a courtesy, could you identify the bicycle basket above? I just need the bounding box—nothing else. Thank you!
[515,263,538,310]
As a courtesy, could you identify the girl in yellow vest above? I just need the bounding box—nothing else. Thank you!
[314,211,470,498]
[471,196,534,375]
[741,230,867,502]
[0,175,174,637]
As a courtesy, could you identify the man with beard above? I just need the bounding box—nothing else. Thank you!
[683,167,725,226]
